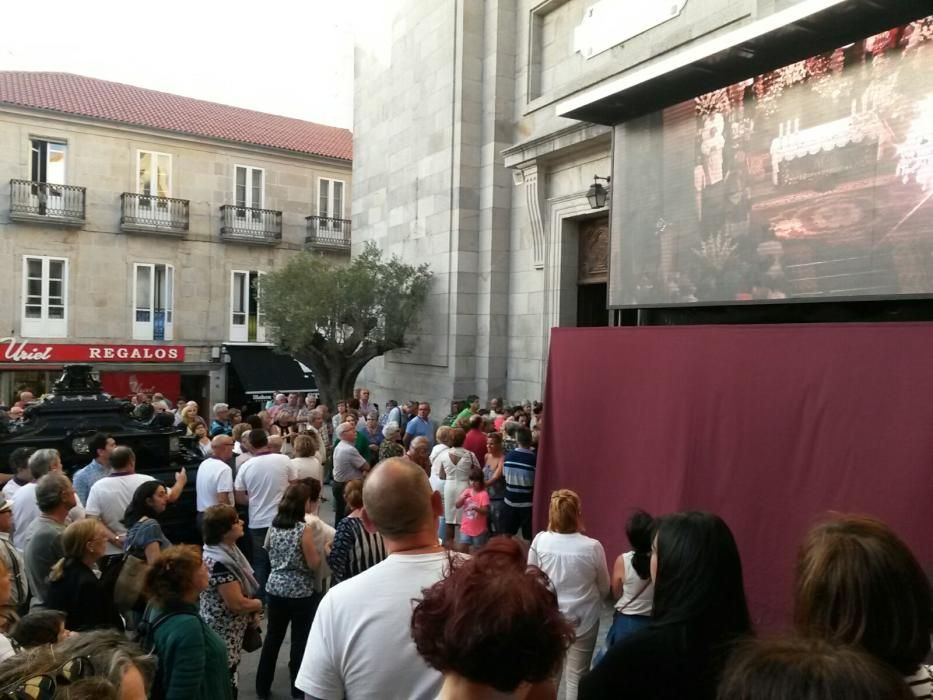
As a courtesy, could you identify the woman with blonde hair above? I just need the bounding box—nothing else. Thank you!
[528,490,610,700]
[291,433,323,482]
[46,518,122,631]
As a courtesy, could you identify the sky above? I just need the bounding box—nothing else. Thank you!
[0,0,358,129]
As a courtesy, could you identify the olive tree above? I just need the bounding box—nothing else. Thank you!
[261,243,432,409]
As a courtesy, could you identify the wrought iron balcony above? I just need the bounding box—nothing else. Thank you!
[120,193,189,235]
[220,205,282,244]
[305,215,351,253]
[9,179,86,226]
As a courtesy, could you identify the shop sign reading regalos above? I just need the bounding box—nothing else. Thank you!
[0,337,185,363]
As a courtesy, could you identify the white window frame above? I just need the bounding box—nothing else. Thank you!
[136,150,173,198]
[133,263,175,341]
[21,255,68,338]
[229,270,265,342]
[234,165,265,211]
[317,177,345,220]
[30,139,68,185]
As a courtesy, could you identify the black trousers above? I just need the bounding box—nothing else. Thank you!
[332,480,347,528]
[505,504,533,540]
[255,593,321,698]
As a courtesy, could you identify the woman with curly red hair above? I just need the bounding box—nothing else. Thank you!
[411,537,575,699]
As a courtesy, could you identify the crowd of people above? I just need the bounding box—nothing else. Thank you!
[0,386,929,700]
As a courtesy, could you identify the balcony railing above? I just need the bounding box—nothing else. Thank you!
[120,193,189,235]
[305,215,351,253]
[10,179,86,226]
[220,205,282,244]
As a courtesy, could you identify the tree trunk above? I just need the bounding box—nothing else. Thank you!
[298,353,374,411]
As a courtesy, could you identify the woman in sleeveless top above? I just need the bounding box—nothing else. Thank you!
[482,432,506,535]
[327,480,386,583]
[256,481,323,699]
[603,510,655,651]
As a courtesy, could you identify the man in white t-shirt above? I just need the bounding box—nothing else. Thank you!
[234,428,296,599]
[296,457,451,700]
[86,446,187,560]
[195,435,235,531]
[12,449,84,550]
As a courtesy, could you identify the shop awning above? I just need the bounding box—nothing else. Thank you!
[224,345,317,395]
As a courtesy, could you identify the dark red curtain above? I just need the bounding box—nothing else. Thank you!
[538,323,933,629]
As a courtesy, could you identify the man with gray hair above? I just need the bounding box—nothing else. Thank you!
[332,421,370,527]
[12,449,83,550]
[23,472,76,608]
[296,458,449,699]
[210,403,232,437]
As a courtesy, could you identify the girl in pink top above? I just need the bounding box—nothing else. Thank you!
[455,468,490,552]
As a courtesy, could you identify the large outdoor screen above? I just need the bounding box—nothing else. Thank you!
[610,18,933,307]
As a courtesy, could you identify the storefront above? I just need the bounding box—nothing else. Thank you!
[224,344,317,414]
[0,336,213,407]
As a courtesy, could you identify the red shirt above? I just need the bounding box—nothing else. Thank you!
[463,429,488,467]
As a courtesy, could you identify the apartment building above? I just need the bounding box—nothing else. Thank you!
[0,72,352,410]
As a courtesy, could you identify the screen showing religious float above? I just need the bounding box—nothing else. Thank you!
[610,17,933,307]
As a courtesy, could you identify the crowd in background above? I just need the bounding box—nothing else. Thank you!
[0,385,928,700]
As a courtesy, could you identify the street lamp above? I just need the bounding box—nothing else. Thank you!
[586,175,611,209]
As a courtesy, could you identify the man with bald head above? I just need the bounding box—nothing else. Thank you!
[296,458,451,700]
[195,435,235,532]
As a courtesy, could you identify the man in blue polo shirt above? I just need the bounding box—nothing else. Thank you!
[72,432,115,505]
[403,402,435,449]
[503,426,536,540]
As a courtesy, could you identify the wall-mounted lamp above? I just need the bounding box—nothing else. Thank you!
[210,346,221,362]
[587,175,611,209]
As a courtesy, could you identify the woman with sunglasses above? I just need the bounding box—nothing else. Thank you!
[0,629,156,700]
[46,519,122,632]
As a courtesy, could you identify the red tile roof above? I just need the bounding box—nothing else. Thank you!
[0,72,352,161]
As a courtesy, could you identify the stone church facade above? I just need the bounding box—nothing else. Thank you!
[352,0,931,409]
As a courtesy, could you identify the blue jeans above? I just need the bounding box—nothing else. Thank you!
[594,612,651,666]
[249,528,270,601]
[459,531,489,547]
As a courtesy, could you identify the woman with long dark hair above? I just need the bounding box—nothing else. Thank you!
[581,511,753,700]
[255,480,324,700]
[604,510,655,648]
[122,481,172,565]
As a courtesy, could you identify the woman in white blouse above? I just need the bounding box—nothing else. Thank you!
[437,428,480,548]
[528,489,610,700]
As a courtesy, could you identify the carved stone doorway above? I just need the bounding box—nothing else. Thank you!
[576,216,609,327]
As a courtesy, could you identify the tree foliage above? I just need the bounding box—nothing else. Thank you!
[262,243,432,407]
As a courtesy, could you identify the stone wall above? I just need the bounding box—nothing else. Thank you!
[353,0,800,406]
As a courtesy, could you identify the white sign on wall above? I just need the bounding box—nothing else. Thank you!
[574,0,689,59]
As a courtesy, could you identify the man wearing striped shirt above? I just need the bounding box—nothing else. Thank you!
[503,426,536,540]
